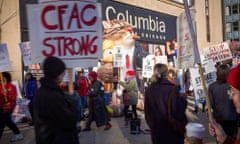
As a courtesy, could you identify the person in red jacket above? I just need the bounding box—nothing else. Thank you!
[209,64,240,144]
[77,70,89,121]
[0,72,23,142]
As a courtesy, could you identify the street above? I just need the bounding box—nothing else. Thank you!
[0,108,216,144]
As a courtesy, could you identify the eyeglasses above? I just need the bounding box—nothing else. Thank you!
[227,88,240,97]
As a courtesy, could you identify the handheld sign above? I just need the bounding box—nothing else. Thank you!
[203,42,233,63]
[183,0,213,121]
[19,41,33,66]
[113,45,123,67]
[27,1,102,68]
[0,44,12,72]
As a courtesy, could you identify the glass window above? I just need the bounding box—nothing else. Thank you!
[226,16,232,22]
[225,6,231,16]
[233,31,239,38]
[233,22,239,31]
[224,0,230,6]
[232,0,238,4]
[226,32,232,39]
[232,4,238,14]
[226,23,231,32]
[232,14,239,21]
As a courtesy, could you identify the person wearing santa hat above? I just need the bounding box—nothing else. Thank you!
[119,70,138,126]
[209,64,240,144]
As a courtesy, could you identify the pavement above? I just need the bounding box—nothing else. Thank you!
[0,110,217,144]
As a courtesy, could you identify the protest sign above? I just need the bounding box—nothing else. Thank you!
[142,57,154,78]
[19,41,33,66]
[155,55,168,65]
[190,68,216,100]
[27,1,102,68]
[177,8,199,69]
[203,42,232,63]
[0,44,12,72]
[113,45,123,67]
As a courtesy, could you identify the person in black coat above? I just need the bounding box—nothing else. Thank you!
[82,71,111,131]
[144,63,187,144]
[33,56,79,144]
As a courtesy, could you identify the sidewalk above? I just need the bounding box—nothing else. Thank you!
[0,110,216,144]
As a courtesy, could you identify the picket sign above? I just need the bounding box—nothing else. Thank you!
[183,0,213,121]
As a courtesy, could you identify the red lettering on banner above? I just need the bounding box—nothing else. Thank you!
[41,6,57,30]
[42,35,98,57]
[67,3,82,29]
[58,5,68,30]
[41,3,96,30]
[81,4,97,26]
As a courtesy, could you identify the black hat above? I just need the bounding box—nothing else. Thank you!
[43,56,66,78]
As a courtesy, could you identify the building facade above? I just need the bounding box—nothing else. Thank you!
[0,0,223,84]
[222,0,240,41]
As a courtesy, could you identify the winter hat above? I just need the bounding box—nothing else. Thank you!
[227,64,240,91]
[127,70,135,76]
[43,56,66,79]
[89,71,98,81]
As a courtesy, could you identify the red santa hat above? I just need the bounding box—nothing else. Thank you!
[227,64,240,91]
[127,70,136,76]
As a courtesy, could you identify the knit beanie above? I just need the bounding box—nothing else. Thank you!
[227,64,240,91]
[89,71,98,81]
[43,56,66,79]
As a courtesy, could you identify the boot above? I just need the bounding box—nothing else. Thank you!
[104,122,112,130]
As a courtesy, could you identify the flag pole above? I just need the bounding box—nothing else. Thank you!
[183,0,213,121]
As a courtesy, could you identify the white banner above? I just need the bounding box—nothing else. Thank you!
[27,1,102,68]
[19,41,33,66]
[203,42,233,63]
[0,44,12,72]
[177,8,197,69]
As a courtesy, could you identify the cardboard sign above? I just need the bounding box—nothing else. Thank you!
[113,45,123,67]
[190,68,216,100]
[155,56,168,65]
[19,41,33,66]
[27,1,102,68]
[0,44,12,72]
[203,42,233,63]
[142,58,154,78]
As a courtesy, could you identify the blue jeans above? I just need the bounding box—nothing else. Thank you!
[103,93,111,105]
[79,96,87,120]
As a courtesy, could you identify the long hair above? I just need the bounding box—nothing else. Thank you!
[151,63,168,83]
[216,64,230,83]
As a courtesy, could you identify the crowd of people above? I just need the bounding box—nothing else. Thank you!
[0,55,240,144]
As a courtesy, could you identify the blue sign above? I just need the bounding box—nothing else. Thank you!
[99,0,177,44]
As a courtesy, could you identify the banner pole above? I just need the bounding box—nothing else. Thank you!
[68,68,74,95]
[197,64,213,121]
[183,0,213,121]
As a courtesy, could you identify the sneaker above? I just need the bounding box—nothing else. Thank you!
[10,133,24,142]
